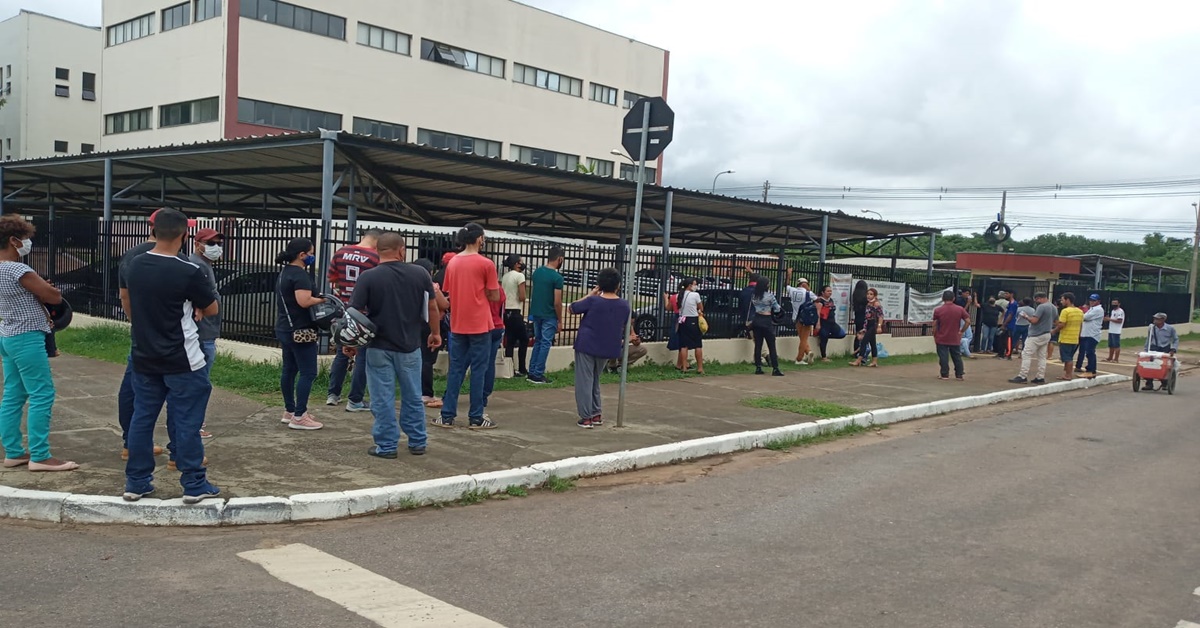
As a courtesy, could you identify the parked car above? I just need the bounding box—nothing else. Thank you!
[632,288,793,342]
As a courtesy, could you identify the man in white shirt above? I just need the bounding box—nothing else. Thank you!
[784,268,815,364]
[1075,294,1103,378]
[1103,298,1125,363]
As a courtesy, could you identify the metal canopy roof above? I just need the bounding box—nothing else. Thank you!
[1067,254,1188,276]
[0,131,938,252]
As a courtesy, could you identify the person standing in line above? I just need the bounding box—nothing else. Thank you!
[1013,298,1034,354]
[747,275,784,376]
[992,291,1011,358]
[933,290,970,381]
[481,276,506,412]
[1141,313,1179,391]
[675,277,706,374]
[122,208,219,502]
[187,228,224,441]
[0,215,78,472]
[527,247,564,384]
[1074,294,1104,378]
[1103,298,1126,363]
[958,291,975,359]
[1009,292,1057,384]
[979,296,1001,354]
[569,268,632,428]
[325,228,382,411]
[274,238,327,430]
[500,254,529,377]
[411,259,449,407]
[784,268,815,365]
[1053,292,1083,380]
[351,232,439,457]
[850,288,884,367]
[996,292,1020,359]
[815,285,838,362]
[436,223,501,429]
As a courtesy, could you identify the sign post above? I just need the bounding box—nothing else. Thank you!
[616,97,674,428]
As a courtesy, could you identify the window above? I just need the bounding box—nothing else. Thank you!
[82,72,96,101]
[586,158,614,177]
[105,108,153,134]
[357,22,411,55]
[55,67,69,81]
[241,0,346,40]
[81,143,95,154]
[419,39,504,78]
[53,141,68,153]
[512,63,582,97]
[620,163,657,183]
[416,128,501,158]
[512,145,578,171]
[54,85,69,98]
[107,13,154,46]
[3,82,9,96]
[236,98,341,132]
[195,0,221,22]
[590,83,617,106]
[162,2,190,31]
[160,96,219,127]
[623,90,645,110]
[352,117,407,141]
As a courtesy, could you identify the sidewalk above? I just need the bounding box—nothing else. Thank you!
[1,345,1192,501]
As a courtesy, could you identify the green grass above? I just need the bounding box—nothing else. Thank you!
[394,497,420,511]
[741,396,859,419]
[543,475,575,493]
[763,423,870,452]
[457,488,490,506]
[1120,331,1200,348]
[504,485,529,497]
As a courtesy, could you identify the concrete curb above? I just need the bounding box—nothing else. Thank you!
[0,374,1126,526]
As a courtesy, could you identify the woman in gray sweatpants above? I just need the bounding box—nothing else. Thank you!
[568,268,632,429]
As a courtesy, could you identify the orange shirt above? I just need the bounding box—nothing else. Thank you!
[443,253,499,335]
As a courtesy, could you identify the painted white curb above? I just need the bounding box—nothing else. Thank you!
[0,374,1126,526]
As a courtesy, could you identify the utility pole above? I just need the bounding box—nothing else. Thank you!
[1190,200,1199,318]
[762,180,770,203]
[995,190,1007,253]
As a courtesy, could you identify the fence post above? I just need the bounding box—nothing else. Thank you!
[818,214,829,286]
[925,232,935,291]
[0,166,5,215]
[317,131,337,292]
[101,158,113,313]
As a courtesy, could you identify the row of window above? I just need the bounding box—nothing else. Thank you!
[241,0,346,40]
[105,96,219,135]
[108,0,220,47]
[50,141,95,154]
[52,68,96,102]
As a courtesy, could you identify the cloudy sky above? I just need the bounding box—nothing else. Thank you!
[5,0,1200,242]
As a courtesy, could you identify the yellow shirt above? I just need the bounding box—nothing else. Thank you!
[1058,306,1083,344]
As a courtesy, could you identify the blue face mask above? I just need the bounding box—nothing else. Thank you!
[303,254,316,266]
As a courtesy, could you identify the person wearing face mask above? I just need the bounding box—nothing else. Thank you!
[273,238,327,430]
[0,215,78,471]
[500,254,530,377]
[187,228,224,441]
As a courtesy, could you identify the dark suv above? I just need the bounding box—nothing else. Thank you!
[632,288,793,342]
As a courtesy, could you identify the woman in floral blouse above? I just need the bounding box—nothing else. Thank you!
[850,287,884,367]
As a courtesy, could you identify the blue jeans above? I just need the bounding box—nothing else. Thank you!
[327,343,367,403]
[366,347,426,453]
[200,339,216,378]
[276,330,318,416]
[528,316,558,378]
[1012,326,1029,352]
[1076,336,1098,373]
[125,368,215,496]
[959,326,973,357]
[0,331,56,461]
[441,332,492,423]
[980,324,996,352]
[119,353,135,447]
[483,327,505,406]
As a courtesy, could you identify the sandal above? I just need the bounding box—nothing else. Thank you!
[424,398,443,408]
[2,455,30,468]
[28,457,79,472]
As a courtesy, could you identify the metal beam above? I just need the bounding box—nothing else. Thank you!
[318,131,337,288]
[102,158,114,312]
[337,144,433,224]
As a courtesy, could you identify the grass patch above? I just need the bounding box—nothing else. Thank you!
[763,423,870,451]
[543,475,575,493]
[741,396,859,419]
[457,488,490,506]
[1121,331,1200,348]
[504,485,529,497]
[394,497,420,511]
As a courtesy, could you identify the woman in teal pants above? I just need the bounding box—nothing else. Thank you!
[0,215,77,472]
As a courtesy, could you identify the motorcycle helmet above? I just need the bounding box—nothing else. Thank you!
[310,296,345,331]
[331,307,377,348]
[46,298,73,331]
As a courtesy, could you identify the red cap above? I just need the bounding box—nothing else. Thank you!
[441,252,457,266]
[149,208,165,225]
[195,228,221,242]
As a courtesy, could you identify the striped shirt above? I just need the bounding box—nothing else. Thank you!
[326,245,379,304]
[0,261,51,337]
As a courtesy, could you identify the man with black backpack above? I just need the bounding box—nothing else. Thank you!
[785,268,819,365]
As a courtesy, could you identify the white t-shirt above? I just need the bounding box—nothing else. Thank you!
[994,298,1009,323]
[1107,307,1125,334]
[679,290,701,317]
[786,285,812,308]
[501,270,524,309]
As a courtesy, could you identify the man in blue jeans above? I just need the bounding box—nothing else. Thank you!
[527,246,564,384]
[351,232,438,456]
[120,208,221,503]
[325,229,381,410]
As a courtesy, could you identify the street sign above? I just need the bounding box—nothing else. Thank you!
[621,96,674,162]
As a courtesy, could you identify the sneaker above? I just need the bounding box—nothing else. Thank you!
[794,360,806,366]
[1008,376,1028,384]
[408,445,427,456]
[199,429,213,439]
[772,369,784,376]
[325,394,340,406]
[755,367,765,375]
[469,417,499,430]
[367,447,397,459]
[590,415,603,426]
[429,417,455,428]
[577,417,594,429]
[122,486,155,502]
[281,411,293,424]
[345,401,368,412]
[1031,378,1046,384]
[526,375,550,384]
[805,352,816,364]
[288,413,324,430]
[182,487,221,504]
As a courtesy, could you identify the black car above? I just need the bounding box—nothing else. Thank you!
[632,288,793,342]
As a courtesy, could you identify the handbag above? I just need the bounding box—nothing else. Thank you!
[698,314,709,335]
[279,275,317,344]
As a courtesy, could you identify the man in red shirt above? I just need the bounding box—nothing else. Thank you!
[932,290,970,381]
[325,228,382,411]
[435,223,501,429]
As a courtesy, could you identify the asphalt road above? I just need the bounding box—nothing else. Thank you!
[2,382,1198,627]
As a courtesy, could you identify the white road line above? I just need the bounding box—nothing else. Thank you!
[1175,621,1200,628]
[238,543,506,627]
[1194,586,1200,597]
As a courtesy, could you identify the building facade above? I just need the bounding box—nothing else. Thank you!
[100,0,669,181]
[0,10,103,161]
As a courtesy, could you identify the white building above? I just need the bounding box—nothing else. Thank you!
[99,0,669,182]
[0,10,103,161]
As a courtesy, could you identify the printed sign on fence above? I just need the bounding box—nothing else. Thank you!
[869,280,908,321]
[830,273,853,329]
[907,287,954,323]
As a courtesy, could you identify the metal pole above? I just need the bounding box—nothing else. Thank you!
[102,158,113,312]
[1190,200,1200,315]
[926,232,936,291]
[1157,268,1163,292]
[658,190,673,341]
[318,132,336,288]
[995,191,1006,253]
[0,166,5,215]
[47,187,56,279]
[616,102,652,429]
[818,214,828,284]
[1094,258,1102,290]
[346,167,358,244]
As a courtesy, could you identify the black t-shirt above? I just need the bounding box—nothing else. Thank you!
[126,252,217,374]
[118,241,156,290]
[276,265,316,333]
[981,303,1002,326]
[350,261,435,353]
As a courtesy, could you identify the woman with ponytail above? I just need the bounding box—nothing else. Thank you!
[274,237,327,430]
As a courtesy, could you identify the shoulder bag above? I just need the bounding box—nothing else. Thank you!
[279,273,318,344]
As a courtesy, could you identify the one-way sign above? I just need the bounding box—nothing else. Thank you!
[622,96,674,162]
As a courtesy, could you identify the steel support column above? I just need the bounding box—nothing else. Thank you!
[926,232,936,291]
[46,185,56,278]
[318,131,337,288]
[658,190,673,335]
[346,167,358,238]
[1094,258,1103,290]
[1157,268,1163,291]
[0,166,5,215]
[101,158,114,311]
[818,215,829,284]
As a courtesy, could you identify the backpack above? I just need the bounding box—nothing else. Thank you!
[796,290,819,326]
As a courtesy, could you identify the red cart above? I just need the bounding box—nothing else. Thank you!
[1132,351,1177,394]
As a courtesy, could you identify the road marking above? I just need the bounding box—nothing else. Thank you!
[238,543,505,627]
[1174,621,1200,628]
[1194,586,1200,597]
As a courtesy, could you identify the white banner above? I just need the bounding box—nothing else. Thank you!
[830,273,853,329]
[907,287,953,323]
[868,280,908,321]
